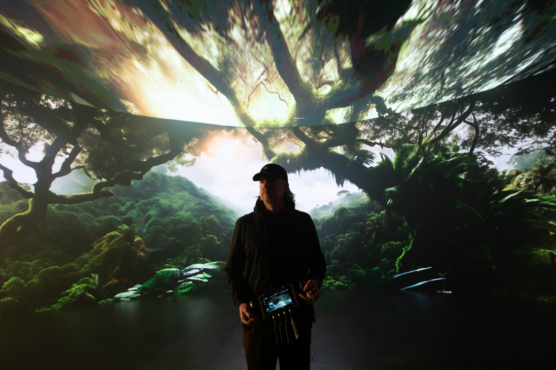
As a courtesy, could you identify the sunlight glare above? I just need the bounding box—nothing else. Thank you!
[204,137,242,165]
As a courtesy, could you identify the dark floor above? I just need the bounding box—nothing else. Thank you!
[1,290,554,369]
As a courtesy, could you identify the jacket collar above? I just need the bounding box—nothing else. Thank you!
[254,199,294,220]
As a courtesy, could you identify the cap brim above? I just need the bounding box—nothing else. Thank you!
[253,173,279,181]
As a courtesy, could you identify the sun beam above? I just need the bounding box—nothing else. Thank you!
[204,136,242,165]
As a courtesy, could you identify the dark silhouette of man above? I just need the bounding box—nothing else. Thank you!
[225,163,327,369]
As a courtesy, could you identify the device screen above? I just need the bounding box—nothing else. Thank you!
[263,288,295,314]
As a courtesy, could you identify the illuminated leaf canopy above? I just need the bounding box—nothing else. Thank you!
[1,0,555,127]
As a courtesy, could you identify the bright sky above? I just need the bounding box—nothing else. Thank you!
[172,140,364,215]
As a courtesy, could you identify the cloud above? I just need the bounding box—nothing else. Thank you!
[173,141,360,214]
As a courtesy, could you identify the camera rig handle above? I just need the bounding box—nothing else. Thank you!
[272,316,279,346]
[281,312,290,343]
[289,308,300,340]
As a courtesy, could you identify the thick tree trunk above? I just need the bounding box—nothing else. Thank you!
[0,196,49,253]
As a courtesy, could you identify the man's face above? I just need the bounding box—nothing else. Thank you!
[259,176,288,204]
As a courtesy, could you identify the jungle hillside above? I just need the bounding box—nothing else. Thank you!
[0,171,237,317]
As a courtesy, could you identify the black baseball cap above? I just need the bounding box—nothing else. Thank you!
[253,163,288,182]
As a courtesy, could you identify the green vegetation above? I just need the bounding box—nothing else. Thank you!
[313,194,410,290]
[0,172,235,318]
[2,148,556,319]
[312,151,556,303]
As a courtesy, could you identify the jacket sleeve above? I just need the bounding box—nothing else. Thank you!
[305,214,327,289]
[224,218,253,308]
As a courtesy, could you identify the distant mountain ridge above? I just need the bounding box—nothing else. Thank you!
[0,172,238,316]
[1,171,238,246]
[309,192,369,219]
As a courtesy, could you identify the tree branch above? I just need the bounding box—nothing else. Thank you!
[93,170,144,194]
[426,111,447,141]
[142,0,238,102]
[0,107,40,170]
[247,70,267,108]
[356,139,389,149]
[326,91,396,116]
[141,1,260,128]
[34,110,90,191]
[464,114,480,156]
[255,1,312,97]
[0,162,34,199]
[125,137,184,173]
[16,97,77,144]
[92,124,191,193]
[426,101,476,146]
[246,127,276,160]
[261,82,289,108]
[319,123,358,149]
[65,165,97,180]
[333,39,350,79]
[291,127,316,147]
[52,144,83,179]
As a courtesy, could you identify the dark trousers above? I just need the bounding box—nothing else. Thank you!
[242,321,312,370]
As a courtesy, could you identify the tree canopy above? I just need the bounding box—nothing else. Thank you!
[0,83,213,251]
[0,1,555,125]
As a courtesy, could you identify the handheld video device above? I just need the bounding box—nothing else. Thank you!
[258,283,300,319]
[258,283,302,345]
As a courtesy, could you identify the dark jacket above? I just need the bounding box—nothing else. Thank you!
[225,200,326,326]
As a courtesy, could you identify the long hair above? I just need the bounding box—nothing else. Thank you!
[256,183,296,209]
[284,188,296,208]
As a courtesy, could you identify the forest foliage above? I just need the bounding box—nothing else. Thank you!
[311,151,556,301]
[0,172,236,317]
[2,152,556,318]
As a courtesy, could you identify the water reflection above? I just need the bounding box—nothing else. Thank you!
[0,290,554,370]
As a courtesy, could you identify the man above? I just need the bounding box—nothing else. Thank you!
[225,163,327,370]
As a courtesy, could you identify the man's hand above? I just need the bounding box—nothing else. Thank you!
[298,280,320,304]
[239,302,261,326]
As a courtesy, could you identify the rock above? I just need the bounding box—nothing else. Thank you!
[128,284,141,291]
[186,271,212,283]
[182,269,201,278]
[183,264,209,271]
[114,291,141,301]
[167,268,181,277]
[136,268,182,296]
[182,262,220,273]
[187,276,209,283]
